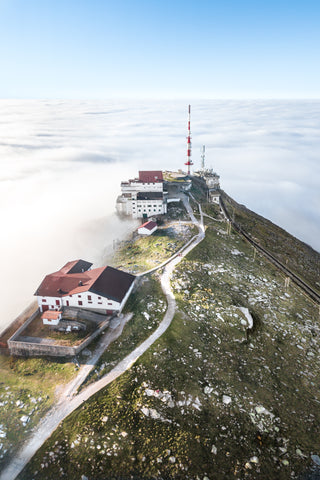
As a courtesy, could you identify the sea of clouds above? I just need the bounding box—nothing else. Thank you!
[0,99,319,330]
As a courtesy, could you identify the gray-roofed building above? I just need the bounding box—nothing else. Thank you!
[116,170,167,218]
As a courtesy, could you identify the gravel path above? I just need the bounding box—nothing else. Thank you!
[0,194,204,480]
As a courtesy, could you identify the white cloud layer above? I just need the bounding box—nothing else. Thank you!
[0,99,319,330]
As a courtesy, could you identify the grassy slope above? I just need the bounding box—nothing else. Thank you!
[19,208,320,480]
[0,209,193,470]
[0,357,76,470]
[221,191,320,293]
[111,226,194,274]
[80,275,167,388]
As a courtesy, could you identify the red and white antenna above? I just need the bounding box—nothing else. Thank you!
[184,104,193,175]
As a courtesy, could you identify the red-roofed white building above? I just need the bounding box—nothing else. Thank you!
[41,310,62,326]
[116,170,167,218]
[35,260,135,315]
[138,221,158,236]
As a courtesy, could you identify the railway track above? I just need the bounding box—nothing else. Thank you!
[219,197,320,305]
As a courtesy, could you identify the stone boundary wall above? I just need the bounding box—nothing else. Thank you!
[74,318,110,355]
[7,315,110,358]
[8,308,39,341]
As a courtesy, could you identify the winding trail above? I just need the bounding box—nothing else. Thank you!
[0,195,204,480]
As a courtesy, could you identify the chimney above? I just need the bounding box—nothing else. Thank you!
[79,280,83,286]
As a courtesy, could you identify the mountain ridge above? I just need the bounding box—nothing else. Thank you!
[15,186,320,480]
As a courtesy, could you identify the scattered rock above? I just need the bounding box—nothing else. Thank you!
[204,386,213,395]
[211,445,217,455]
[250,456,259,464]
[311,455,320,466]
[222,395,232,405]
[255,406,266,414]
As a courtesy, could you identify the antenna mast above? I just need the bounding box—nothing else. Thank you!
[184,104,193,175]
[201,145,205,170]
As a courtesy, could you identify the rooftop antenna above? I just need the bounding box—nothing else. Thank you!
[184,105,193,175]
[201,145,206,170]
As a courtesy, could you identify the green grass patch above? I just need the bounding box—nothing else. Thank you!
[0,355,76,469]
[111,225,195,273]
[80,275,167,388]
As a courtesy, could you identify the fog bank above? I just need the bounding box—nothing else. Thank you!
[1,99,319,330]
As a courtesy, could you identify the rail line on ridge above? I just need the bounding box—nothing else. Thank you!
[219,196,320,305]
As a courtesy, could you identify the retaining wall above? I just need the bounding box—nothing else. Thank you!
[8,317,110,358]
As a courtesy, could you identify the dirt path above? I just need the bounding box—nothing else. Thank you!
[0,195,204,480]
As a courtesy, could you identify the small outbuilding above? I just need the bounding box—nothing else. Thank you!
[137,221,158,236]
[41,310,62,326]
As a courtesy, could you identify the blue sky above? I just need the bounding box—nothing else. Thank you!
[1,0,320,98]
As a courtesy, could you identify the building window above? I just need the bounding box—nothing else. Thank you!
[108,302,112,305]
[98,296,101,299]
[42,299,47,302]
[78,301,83,306]
[98,301,102,305]
[88,295,92,301]
[55,299,60,306]
[78,295,81,298]
[66,300,69,306]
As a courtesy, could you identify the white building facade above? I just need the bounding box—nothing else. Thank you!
[116,171,167,219]
[35,261,135,316]
[37,290,128,315]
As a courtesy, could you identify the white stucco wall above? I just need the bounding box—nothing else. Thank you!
[43,315,61,326]
[132,199,167,218]
[37,292,121,313]
[119,280,135,312]
[138,225,157,235]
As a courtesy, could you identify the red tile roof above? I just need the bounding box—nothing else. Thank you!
[138,221,157,231]
[35,261,135,302]
[41,311,62,320]
[139,171,163,183]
